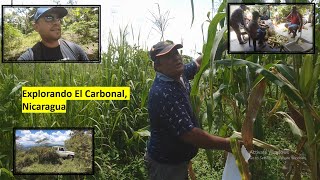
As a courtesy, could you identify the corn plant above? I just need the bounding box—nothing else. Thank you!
[190,0,320,179]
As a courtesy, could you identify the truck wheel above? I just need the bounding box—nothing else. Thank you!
[68,155,74,160]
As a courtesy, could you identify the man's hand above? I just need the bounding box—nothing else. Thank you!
[195,55,202,71]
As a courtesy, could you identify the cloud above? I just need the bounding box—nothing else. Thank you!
[16,130,72,147]
[20,130,31,135]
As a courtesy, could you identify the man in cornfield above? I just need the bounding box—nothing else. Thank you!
[145,40,232,179]
[18,7,88,61]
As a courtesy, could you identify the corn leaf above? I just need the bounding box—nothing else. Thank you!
[299,56,313,96]
[0,168,14,179]
[242,79,266,152]
[230,138,250,180]
[306,60,320,99]
[310,129,320,145]
[276,112,304,138]
[232,131,280,151]
[268,94,284,116]
[135,129,150,137]
[274,64,296,86]
[286,100,306,131]
[9,81,28,95]
[215,59,304,107]
[205,149,214,169]
[206,101,214,132]
[191,13,226,96]
[218,0,227,13]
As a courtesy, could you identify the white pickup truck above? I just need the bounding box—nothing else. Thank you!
[52,146,75,159]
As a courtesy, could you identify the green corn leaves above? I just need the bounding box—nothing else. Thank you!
[0,168,14,179]
[299,55,320,100]
[191,13,226,96]
[216,59,304,106]
[299,56,313,97]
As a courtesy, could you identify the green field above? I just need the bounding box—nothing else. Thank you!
[16,147,91,174]
[1,0,320,180]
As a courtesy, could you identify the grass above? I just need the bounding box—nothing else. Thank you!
[0,30,153,179]
[19,159,91,174]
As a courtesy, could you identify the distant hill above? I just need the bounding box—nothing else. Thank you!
[19,143,64,150]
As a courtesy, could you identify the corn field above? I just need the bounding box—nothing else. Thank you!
[0,0,320,179]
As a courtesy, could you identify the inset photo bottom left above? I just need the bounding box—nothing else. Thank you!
[13,128,94,175]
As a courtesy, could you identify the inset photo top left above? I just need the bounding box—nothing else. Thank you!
[2,5,100,62]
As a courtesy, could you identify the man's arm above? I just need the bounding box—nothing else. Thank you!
[17,49,33,60]
[240,10,246,26]
[75,44,89,60]
[194,55,202,72]
[286,12,292,21]
[180,127,231,152]
[298,12,303,32]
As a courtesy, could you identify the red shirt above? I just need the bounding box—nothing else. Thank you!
[287,12,301,25]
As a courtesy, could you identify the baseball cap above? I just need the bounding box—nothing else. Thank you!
[34,7,68,21]
[149,41,183,61]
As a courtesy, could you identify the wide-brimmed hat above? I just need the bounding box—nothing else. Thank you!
[149,41,183,61]
[34,7,68,21]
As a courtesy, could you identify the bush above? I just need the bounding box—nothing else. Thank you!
[38,148,61,164]
[27,147,61,165]
[16,151,38,170]
[3,23,23,59]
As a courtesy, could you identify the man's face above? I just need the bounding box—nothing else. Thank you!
[156,49,184,78]
[34,13,62,42]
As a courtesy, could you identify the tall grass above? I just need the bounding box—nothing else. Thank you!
[0,28,153,179]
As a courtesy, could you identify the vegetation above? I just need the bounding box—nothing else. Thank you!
[16,147,61,173]
[0,0,319,179]
[65,130,92,163]
[16,147,90,174]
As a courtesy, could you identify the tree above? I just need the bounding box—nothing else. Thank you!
[148,3,173,41]
[64,130,92,163]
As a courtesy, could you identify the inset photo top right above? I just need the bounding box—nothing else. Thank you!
[228,3,315,54]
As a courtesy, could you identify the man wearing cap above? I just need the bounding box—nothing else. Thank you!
[18,7,88,61]
[230,4,249,44]
[145,40,232,179]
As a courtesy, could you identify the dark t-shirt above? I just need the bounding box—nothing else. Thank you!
[40,42,63,60]
[230,8,245,25]
[147,61,199,164]
[260,15,269,20]
[17,39,89,61]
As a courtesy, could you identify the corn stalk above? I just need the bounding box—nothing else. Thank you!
[216,56,320,179]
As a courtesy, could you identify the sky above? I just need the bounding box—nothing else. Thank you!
[0,0,215,57]
[2,0,316,57]
[16,129,72,147]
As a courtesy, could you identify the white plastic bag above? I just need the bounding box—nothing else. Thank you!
[222,145,251,180]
